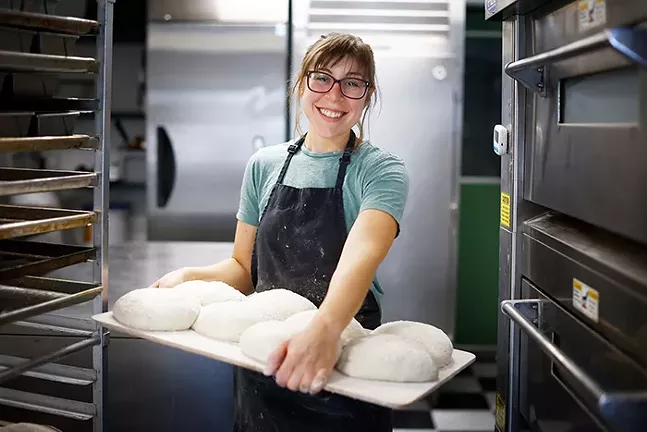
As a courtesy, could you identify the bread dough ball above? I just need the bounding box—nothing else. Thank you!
[175,280,245,305]
[193,289,317,342]
[372,321,454,367]
[239,320,294,363]
[336,334,438,382]
[283,310,367,347]
[193,301,269,342]
[113,288,201,331]
[246,289,317,319]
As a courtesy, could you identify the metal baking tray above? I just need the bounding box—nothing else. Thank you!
[0,112,31,138]
[0,50,98,74]
[0,204,94,240]
[0,0,60,15]
[0,167,96,196]
[0,239,94,282]
[0,276,101,327]
[0,8,97,35]
[1,72,61,98]
[0,111,85,137]
[0,134,97,152]
[0,95,97,111]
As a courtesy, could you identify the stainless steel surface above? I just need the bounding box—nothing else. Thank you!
[496,1,647,431]
[0,354,95,385]
[0,135,97,152]
[0,168,96,196]
[0,336,99,384]
[0,388,95,421]
[0,9,98,35]
[484,0,554,20]
[522,4,647,245]
[0,51,99,74]
[146,23,287,242]
[0,285,102,326]
[0,0,113,429]
[148,0,288,23]
[0,205,94,239]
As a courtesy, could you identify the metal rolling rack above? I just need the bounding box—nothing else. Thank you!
[0,0,113,431]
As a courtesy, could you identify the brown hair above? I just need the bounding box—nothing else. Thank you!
[292,32,379,144]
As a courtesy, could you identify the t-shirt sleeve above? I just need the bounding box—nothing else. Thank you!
[360,153,410,230]
[236,153,261,226]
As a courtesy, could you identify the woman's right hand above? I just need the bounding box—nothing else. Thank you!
[148,267,194,288]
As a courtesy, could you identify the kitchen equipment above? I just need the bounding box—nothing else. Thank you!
[93,310,476,409]
[0,0,113,430]
[488,0,647,431]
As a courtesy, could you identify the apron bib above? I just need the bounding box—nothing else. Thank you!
[233,132,391,432]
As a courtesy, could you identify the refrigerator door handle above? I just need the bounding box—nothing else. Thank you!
[156,126,176,208]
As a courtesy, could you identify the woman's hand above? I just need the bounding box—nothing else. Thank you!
[148,267,194,288]
[265,318,342,395]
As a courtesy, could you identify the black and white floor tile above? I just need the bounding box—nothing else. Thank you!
[392,349,497,432]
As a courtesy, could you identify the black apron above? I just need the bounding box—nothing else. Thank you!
[233,132,392,432]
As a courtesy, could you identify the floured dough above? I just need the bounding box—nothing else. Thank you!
[113,288,201,331]
[193,290,316,342]
[246,289,317,319]
[283,310,368,347]
[239,320,295,363]
[372,321,454,367]
[336,334,438,382]
[175,280,245,305]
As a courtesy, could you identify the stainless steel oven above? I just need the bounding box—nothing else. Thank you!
[509,2,647,244]
[486,1,647,431]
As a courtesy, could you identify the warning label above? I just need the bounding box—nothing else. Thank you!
[500,193,511,228]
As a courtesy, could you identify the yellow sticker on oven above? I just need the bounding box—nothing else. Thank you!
[572,278,599,322]
[500,192,511,228]
[578,0,607,32]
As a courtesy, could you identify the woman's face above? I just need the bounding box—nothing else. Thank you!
[301,56,370,142]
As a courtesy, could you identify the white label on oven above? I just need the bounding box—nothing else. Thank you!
[578,0,607,32]
[572,278,599,322]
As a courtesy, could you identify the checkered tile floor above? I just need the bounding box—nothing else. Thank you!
[392,349,496,432]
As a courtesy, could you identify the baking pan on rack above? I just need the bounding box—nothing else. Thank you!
[0,96,97,111]
[0,8,97,35]
[29,111,86,136]
[0,204,94,240]
[0,276,101,326]
[1,72,60,98]
[0,112,32,138]
[0,50,98,74]
[0,239,94,282]
[0,0,60,15]
[0,135,97,152]
[0,167,96,196]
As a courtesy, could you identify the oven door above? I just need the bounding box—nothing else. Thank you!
[505,12,647,243]
[502,280,647,432]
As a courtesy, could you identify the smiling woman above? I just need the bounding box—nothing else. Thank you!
[150,32,409,432]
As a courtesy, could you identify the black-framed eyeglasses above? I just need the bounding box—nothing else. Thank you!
[306,71,370,100]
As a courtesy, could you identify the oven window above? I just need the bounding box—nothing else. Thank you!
[559,67,641,124]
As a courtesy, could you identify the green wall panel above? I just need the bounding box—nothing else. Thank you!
[454,182,500,345]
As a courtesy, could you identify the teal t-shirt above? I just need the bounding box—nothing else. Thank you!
[236,140,409,305]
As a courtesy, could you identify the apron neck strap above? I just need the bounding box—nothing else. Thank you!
[335,131,355,190]
[277,131,355,187]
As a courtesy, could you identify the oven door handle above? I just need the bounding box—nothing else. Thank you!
[504,27,647,97]
[501,300,647,432]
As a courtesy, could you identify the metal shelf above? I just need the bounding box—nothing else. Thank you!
[0,167,96,195]
[0,0,112,429]
[0,135,97,152]
[0,50,98,74]
[0,9,99,35]
[0,277,102,327]
[0,205,94,240]
[0,239,94,282]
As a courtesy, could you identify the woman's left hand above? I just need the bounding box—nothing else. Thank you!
[264,318,341,395]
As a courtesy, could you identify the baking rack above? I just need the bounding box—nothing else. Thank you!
[0,0,113,431]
